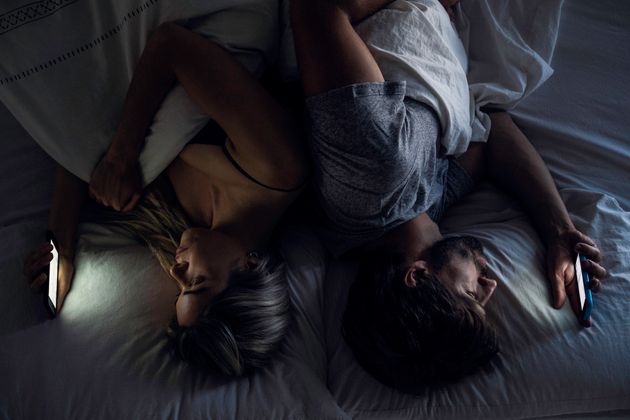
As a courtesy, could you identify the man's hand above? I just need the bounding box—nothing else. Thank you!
[546,229,607,327]
[89,149,143,212]
[24,243,75,313]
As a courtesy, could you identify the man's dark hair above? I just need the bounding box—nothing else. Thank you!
[342,251,499,394]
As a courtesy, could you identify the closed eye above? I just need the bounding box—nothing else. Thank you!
[467,291,479,301]
[190,276,205,287]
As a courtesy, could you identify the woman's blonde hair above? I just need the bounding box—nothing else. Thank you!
[95,182,290,376]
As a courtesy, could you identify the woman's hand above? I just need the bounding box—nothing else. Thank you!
[89,148,143,212]
[24,243,75,312]
[546,229,607,327]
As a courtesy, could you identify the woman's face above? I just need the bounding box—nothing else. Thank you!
[170,228,245,326]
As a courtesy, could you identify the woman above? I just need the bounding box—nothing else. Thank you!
[23,22,307,376]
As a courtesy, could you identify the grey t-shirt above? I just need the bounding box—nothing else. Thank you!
[307,81,466,256]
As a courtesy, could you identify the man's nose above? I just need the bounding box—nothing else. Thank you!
[478,276,498,305]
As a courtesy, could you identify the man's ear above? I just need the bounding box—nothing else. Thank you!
[404,260,430,288]
[245,251,260,270]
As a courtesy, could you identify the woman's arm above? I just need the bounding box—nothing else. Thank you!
[90,23,305,210]
[485,112,607,325]
[25,165,86,311]
[49,166,87,258]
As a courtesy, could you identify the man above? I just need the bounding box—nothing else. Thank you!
[289,0,607,392]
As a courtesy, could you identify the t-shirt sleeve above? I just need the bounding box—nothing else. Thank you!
[306,81,415,196]
[306,81,442,253]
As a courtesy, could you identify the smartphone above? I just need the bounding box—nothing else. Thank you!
[575,253,593,321]
[45,231,59,318]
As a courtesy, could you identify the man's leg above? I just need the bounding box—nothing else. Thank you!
[289,0,393,97]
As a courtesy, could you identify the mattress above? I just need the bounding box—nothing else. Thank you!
[1,0,629,419]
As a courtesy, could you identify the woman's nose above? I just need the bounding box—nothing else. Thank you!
[170,261,189,285]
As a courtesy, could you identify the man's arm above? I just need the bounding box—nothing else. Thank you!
[485,112,607,325]
[486,112,573,243]
[290,0,388,97]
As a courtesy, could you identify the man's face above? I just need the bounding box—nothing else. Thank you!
[429,236,498,307]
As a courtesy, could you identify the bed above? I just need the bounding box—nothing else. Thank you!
[1,0,629,419]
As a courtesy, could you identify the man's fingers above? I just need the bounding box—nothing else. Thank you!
[571,231,596,247]
[581,258,607,280]
[575,242,602,262]
[589,277,601,293]
[551,272,566,309]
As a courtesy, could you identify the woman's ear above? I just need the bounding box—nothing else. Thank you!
[404,260,430,288]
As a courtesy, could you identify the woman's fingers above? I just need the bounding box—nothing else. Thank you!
[121,192,141,212]
[30,272,47,291]
[89,182,107,208]
[24,249,53,278]
[24,243,53,273]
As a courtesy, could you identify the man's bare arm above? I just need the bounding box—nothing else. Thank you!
[486,112,573,243]
[485,112,607,325]
[332,0,395,22]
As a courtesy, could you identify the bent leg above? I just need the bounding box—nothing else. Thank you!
[289,0,392,96]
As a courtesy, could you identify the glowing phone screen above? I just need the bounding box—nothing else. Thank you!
[48,240,58,309]
[575,254,586,309]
